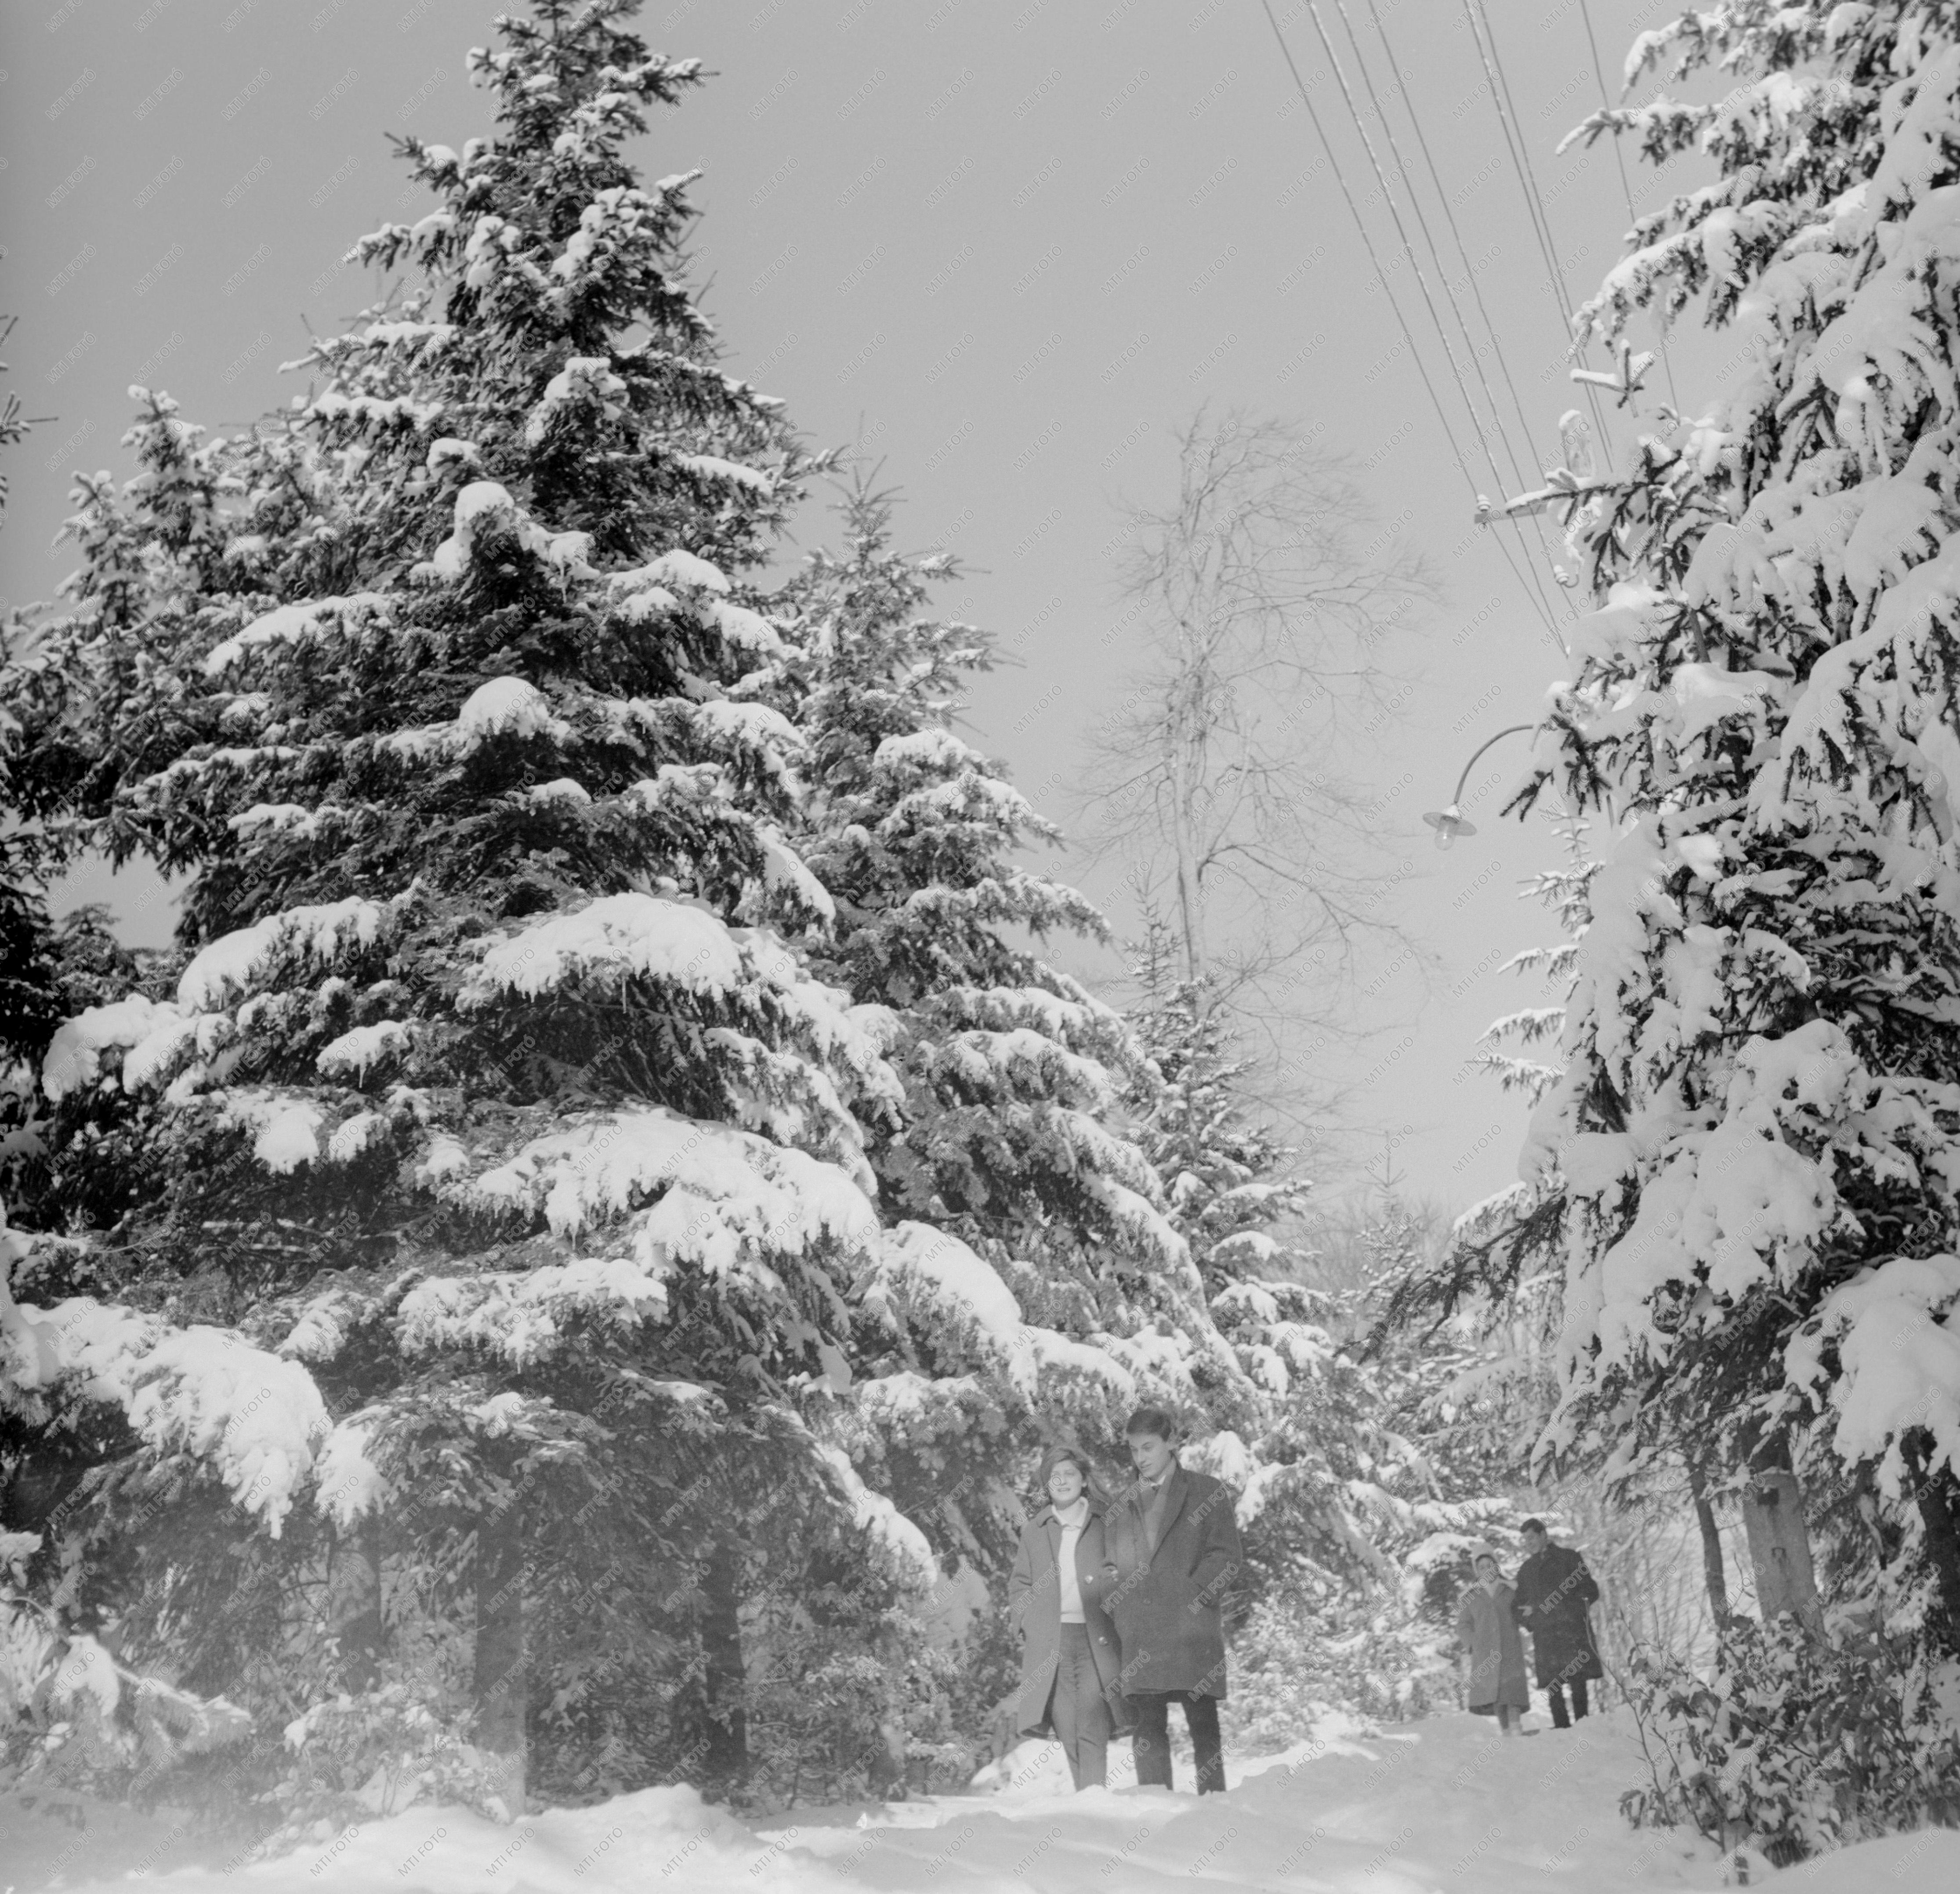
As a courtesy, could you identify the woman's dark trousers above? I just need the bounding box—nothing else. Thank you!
[1045,1622,1111,1789]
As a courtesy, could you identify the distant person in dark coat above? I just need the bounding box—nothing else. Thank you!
[1512,1518,1603,1728]
[1087,1405,1244,1795]
[1456,1548,1530,1735]
[1007,1445,1131,1789]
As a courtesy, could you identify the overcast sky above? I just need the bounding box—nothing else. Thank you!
[0,0,1720,1217]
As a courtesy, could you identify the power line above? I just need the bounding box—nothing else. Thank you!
[1256,0,1565,649]
[1342,0,1572,618]
[1307,1,1566,636]
[1332,1,1531,496]
[1461,0,1616,459]
[1577,0,1682,413]
[1361,0,1552,484]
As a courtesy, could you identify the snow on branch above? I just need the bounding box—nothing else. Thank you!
[42,996,187,1104]
[408,480,596,587]
[1789,1253,1960,1492]
[456,1103,880,1277]
[457,891,898,1093]
[375,675,576,763]
[816,1444,937,1590]
[861,1221,1033,1397]
[0,1224,380,1535]
[177,894,397,1014]
[202,592,395,677]
[459,890,747,1003]
[0,1603,253,1769]
[397,1255,674,1365]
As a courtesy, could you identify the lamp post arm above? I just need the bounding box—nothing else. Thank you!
[1449,724,1537,810]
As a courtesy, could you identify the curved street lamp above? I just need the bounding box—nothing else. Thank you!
[1420,723,1536,850]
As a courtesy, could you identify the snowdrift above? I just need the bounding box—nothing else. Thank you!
[13,1707,1960,1891]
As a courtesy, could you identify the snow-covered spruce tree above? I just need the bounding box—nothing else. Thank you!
[1119,918,1332,1531]
[1516,0,1960,1682]
[1109,921,1507,1736]
[775,492,1245,1577]
[0,325,253,1800]
[0,0,950,1817]
[1122,916,1315,1300]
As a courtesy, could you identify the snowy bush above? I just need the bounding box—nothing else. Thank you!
[269,1675,511,1829]
[738,1553,997,1808]
[1224,1587,1458,1753]
[0,1554,252,1801]
[1619,1619,1960,1861]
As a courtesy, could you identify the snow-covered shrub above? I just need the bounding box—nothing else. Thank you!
[926,1600,1022,1773]
[269,1676,510,1829]
[0,1545,252,1800]
[741,1571,933,1807]
[1619,1619,1960,1861]
[1223,1589,1459,1753]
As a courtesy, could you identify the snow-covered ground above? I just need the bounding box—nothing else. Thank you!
[7,1708,1960,1892]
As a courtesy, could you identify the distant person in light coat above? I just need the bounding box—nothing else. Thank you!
[1512,1518,1603,1728]
[1007,1445,1132,1789]
[1088,1405,1244,1795]
[1456,1548,1530,1735]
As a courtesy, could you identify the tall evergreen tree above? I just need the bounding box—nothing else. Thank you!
[0,0,949,1815]
[776,488,1244,1577]
[1511,0,1960,1654]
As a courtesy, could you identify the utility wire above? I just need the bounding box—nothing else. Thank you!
[1362,0,1554,485]
[1308,2,1565,637]
[1475,0,1617,457]
[1343,0,1571,618]
[1256,0,1564,649]
[1577,0,1682,413]
[1333,1,1532,497]
[1461,0,1616,459]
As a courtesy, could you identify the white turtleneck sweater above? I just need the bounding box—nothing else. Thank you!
[1055,1498,1090,1623]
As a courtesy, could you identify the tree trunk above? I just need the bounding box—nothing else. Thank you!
[472,1496,526,1819]
[1168,707,1208,986]
[1686,1459,1732,1630]
[1739,1450,1821,1634]
[699,1539,749,1788]
[1906,1432,1960,1658]
[335,1513,384,1692]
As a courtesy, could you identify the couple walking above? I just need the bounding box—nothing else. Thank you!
[1455,1519,1602,1735]
[1007,1405,1243,1794]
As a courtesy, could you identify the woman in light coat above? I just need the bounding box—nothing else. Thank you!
[1007,1445,1131,1789]
[1456,1548,1530,1735]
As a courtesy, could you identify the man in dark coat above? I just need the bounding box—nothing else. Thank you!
[1085,1405,1243,1794]
[1511,1518,1603,1727]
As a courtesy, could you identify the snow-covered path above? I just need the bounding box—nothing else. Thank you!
[11,1710,1960,1891]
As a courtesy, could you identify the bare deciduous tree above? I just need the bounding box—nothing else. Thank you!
[1077,408,1437,1120]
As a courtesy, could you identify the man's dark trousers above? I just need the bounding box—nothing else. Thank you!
[1129,1690,1224,1793]
[1546,1675,1590,1727]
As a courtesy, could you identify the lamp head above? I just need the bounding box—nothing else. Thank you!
[1422,805,1478,851]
